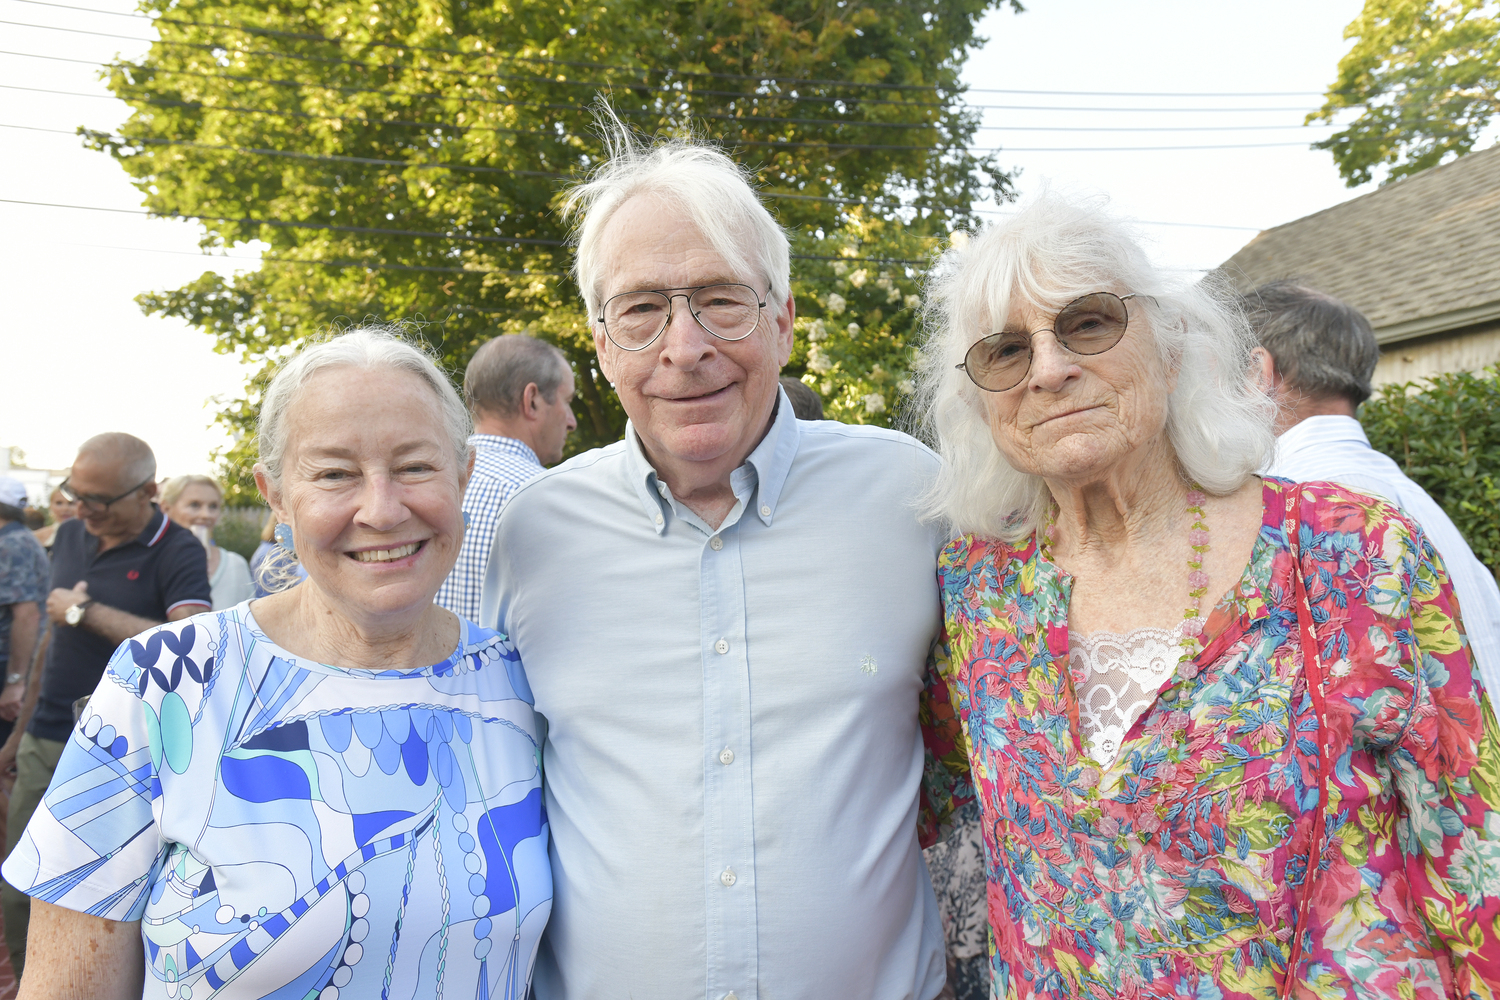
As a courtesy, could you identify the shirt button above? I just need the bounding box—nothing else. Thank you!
[654,513,664,527]
[725,994,740,1000]
[719,747,734,765]
[720,868,736,887]
[760,504,771,517]
[714,638,729,655]
[709,536,723,551]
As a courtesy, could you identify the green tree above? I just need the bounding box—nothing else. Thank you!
[1361,365,1500,575]
[94,0,1018,502]
[1309,0,1500,187]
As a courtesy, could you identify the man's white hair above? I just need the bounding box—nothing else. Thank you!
[560,105,791,319]
[912,192,1276,542]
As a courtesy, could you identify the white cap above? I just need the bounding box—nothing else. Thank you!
[0,477,27,509]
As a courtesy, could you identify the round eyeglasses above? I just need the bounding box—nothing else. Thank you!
[956,292,1143,392]
[597,283,768,351]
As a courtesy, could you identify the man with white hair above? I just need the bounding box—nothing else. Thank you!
[481,122,961,999]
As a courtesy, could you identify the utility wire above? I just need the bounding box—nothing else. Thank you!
[8,0,1482,107]
[0,48,1423,116]
[0,14,949,91]
[6,83,1402,134]
[9,119,1457,156]
[0,197,939,262]
[0,194,1268,236]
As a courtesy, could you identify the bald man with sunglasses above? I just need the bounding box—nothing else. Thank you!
[0,432,210,978]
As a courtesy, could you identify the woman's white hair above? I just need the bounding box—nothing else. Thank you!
[560,104,790,319]
[256,326,471,490]
[913,192,1276,542]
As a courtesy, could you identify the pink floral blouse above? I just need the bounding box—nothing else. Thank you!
[928,479,1500,999]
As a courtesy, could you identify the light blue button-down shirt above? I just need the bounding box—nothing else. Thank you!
[480,392,948,1000]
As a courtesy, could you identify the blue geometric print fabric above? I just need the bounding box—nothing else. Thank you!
[2,602,551,1000]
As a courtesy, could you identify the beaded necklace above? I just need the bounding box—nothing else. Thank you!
[1040,483,1212,659]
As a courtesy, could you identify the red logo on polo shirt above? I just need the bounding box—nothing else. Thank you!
[127,570,140,580]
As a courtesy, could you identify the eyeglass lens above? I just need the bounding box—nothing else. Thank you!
[962,292,1130,391]
[603,284,762,349]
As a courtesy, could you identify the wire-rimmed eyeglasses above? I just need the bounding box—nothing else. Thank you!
[956,292,1145,392]
[597,283,768,352]
[58,475,153,514]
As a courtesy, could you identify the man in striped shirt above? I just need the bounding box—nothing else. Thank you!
[436,334,577,621]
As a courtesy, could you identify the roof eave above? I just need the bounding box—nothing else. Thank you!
[1374,298,1500,345]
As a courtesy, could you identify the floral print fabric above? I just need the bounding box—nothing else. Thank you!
[931,478,1500,1000]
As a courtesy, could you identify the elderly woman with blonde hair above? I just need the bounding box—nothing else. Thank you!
[917,194,1500,999]
[4,329,550,999]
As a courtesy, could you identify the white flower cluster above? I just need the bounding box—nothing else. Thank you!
[846,322,861,337]
[807,345,833,374]
[896,378,915,395]
[849,268,869,288]
[826,292,847,316]
[807,319,828,342]
[863,392,886,415]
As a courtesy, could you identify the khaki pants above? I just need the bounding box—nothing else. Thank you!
[3,732,66,980]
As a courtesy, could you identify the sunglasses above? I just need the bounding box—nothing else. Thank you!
[956,292,1144,392]
[58,475,153,514]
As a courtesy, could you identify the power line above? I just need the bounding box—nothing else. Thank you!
[5,83,1387,134]
[0,48,1426,117]
[0,196,938,262]
[7,118,1450,156]
[0,13,950,92]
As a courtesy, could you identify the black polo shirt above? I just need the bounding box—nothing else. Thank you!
[30,507,212,742]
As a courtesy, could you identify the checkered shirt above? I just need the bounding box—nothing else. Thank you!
[435,434,543,622]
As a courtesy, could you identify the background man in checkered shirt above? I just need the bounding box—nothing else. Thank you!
[435,334,577,620]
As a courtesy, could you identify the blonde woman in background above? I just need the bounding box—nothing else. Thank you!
[29,486,76,553]
[159,475,254,610]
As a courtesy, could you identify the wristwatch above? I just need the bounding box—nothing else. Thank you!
[64,600,93,627]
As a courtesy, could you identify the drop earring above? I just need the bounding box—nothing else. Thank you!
[273,523,296,556]
[462,510,470,529]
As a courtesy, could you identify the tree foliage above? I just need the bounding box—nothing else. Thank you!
[1309,0,1500,187]
[96,0,1018,502]
[1361,365,1500,575]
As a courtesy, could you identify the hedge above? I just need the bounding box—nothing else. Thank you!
[1360,365,1500,577]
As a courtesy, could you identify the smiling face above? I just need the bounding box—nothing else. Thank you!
[592,194,793,483]
[261,366,467,625]
[977,294,1176,486]
[164,482,223,531]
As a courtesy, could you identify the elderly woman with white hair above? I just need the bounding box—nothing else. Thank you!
[4,329,550,999]
[917,195,1500,999]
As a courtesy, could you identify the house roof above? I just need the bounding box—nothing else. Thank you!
[1219,143,1500,344]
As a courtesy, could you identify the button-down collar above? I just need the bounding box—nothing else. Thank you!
[625,388,800,536]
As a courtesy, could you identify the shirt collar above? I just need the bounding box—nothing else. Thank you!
[1276,414,1370,455]
[625,387,802,535]
[468,433,541,467]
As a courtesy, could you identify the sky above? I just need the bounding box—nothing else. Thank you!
[0,0,1375,485]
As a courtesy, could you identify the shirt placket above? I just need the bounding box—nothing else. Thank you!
[701,513,757,1000]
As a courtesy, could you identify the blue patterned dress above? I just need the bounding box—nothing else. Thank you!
[2,603,551,1000]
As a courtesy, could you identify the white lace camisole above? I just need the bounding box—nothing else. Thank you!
[1069,621,1194,768]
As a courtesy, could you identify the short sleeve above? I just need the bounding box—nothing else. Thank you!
[1,639,167,920]
[160,532,212,616]
[0,533,47,606]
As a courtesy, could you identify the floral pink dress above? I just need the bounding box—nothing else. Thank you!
[927,479,1500,999]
